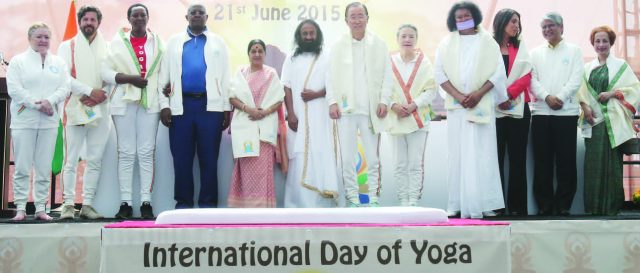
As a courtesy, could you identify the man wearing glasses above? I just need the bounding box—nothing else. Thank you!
[326,2,393,207]
[530,12,583,216]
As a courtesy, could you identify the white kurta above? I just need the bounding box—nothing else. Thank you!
[282,51,340,208]
[58,34,112,206]
[435,34,506,218]
[530,40,583,116]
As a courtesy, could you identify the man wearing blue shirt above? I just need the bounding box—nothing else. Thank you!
[158,4,231,208]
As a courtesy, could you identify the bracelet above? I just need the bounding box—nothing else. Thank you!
[614,91,624,100]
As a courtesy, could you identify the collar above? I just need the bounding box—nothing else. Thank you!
[187,26,207,38]
[394,51,419,64]
[546,39,564,49]
[27,47,48,59]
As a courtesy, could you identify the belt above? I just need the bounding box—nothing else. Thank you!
[182,92,207,98]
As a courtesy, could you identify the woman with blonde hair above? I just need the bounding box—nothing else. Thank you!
[7,22,69,220]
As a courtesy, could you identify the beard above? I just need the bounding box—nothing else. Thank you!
[81,26,95,38]
[298,39,321,53]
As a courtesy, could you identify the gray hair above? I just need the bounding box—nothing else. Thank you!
[397,24,418,38]
[27,22,50,39]
[541,12,563,26]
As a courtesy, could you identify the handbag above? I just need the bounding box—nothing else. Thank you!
[621,136,640,155]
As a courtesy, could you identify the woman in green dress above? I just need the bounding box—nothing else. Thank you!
[579,26,640,215]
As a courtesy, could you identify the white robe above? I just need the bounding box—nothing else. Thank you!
[435,33,506,218]
[281,51,340,208]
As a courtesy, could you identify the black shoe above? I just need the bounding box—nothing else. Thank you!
[537,209,551,216]
[140,202,155,219]
[115,202,133,219]
[510,211,525,216]
[175,202,193,209]
[558,209,570,216]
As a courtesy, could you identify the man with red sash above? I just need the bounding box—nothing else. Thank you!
[57,5,109,220]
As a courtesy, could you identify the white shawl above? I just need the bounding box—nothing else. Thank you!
[230,66,284,158]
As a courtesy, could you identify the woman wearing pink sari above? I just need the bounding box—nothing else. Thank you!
[228,39,284,207]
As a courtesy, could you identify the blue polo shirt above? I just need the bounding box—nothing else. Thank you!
[181,27,207,94]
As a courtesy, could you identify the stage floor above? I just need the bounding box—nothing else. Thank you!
[1,214,640,273]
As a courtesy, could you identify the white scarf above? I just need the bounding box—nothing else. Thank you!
[65,32,108,126]
[439,28,501,123]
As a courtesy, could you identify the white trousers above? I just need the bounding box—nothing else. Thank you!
[61,117,111,206]
[391,130,428,206]
[337,115,381,204]
[112,103,159,203]
[11,128,57,212]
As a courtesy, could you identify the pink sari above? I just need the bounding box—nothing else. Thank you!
[227,66,277,208]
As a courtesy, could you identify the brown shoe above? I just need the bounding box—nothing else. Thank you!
[60,205,75,220]
[80,205,104,219]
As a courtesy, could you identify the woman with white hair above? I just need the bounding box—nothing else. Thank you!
[388,24,437,207]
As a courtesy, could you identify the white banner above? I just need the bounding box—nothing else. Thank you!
[101,224,510,273]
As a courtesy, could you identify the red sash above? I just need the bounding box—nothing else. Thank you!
[390,50,425,129]
[62,39,77,127]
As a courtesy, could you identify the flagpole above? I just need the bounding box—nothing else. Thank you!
[50,0,78,213]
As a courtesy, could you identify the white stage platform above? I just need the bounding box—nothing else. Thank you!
[1,219,639,273]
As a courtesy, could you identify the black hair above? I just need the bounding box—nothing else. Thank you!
[492,8,521,48]
[127,3,149,18]
[293,19,323,57]
[247,39,266,55]
[77,5,102,24]
[345,2,368,20]
[446,1,483,32]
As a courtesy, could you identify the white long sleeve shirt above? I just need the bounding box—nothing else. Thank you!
[530,40,584,116]
[6,48,69,129]
[157,30,231,115]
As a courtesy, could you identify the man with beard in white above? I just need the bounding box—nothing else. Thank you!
[282,19,340,208]
[57,5,109,220]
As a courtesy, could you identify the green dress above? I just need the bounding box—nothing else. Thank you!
[584,64,624,215]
